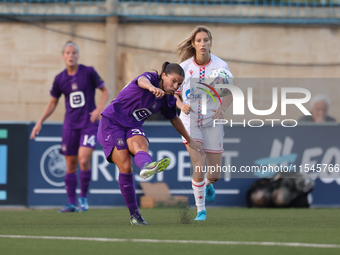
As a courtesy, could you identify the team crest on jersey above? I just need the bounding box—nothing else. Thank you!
[151,102,158,110]
[189,70,193,75]
[72,83,78,90]
[117,138,125,146]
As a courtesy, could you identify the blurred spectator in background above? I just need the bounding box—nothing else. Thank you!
[299,94,336,123]
[246,173,315,208]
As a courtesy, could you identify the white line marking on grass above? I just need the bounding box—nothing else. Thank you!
[0,235,339,249]
[34,137,240,143]
[34,189,239,195]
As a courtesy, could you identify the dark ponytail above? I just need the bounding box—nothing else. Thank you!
[157,61,185,80]
[160,61,171,76]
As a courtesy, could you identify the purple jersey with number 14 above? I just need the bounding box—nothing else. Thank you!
[101,72,177,127]
[50,64,104,129]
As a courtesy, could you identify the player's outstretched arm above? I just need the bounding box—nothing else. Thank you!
[169,116,205,156]
[30,97,59,139]
[137,76,164,98]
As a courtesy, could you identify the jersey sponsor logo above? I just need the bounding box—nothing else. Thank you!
[71,83,78,90]
[185,89,191,99]
[132,108,152,121]
[186,88,203,100]
[189,70,193,75]
[40,145,66,187]
[69,91,85,108]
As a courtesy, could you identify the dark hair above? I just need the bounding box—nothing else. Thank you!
[156,62,185,80]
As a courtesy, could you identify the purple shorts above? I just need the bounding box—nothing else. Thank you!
[61,123,98,156]
[97,116,148,163]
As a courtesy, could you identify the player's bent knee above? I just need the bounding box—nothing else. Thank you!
[130,142,148,154]
[66,161,78,173]
[207,178,220,183]
[118,161,133,174]
[192,178,205,183]
[78,158,91,170]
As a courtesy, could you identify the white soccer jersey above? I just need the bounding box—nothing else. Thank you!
[176,54,231,128]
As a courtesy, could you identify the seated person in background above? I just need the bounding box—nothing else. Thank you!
[299,94,336,123]
[246,172,315,208]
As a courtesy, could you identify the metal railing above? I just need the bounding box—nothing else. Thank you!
[0,0,339,24]
[0,0,107,16]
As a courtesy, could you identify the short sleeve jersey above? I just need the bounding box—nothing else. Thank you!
[176,54,231,127]
[50,64,104,129]
[101,72,177,127]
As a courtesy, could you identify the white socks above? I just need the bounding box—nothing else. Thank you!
[192,180,206,213]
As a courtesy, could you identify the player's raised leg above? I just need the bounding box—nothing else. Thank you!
[126,130,170,180]
[139,157,170,179]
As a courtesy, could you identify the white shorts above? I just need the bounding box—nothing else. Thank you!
[182,124,224,154]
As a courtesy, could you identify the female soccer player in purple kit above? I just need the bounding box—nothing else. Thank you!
[98,62,203,225]
[30,41,109,213]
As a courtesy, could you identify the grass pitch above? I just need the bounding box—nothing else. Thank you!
[0,208,339,255]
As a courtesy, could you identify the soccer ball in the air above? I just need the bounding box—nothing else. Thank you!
[206,68,234,97]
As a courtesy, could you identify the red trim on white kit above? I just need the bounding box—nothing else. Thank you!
[192,182,205,187]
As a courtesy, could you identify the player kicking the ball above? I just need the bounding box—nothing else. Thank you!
[97,62,203,225]
[175,26,233,220]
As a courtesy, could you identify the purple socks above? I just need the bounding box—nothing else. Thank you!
[64,172,77,205]
[134,151,152,169]
[65,170,92,204]
[120,152,150,216]
[118,172,139,216]
[80,169,92,198]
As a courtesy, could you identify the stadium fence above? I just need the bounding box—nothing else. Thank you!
[0,0,339,24]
